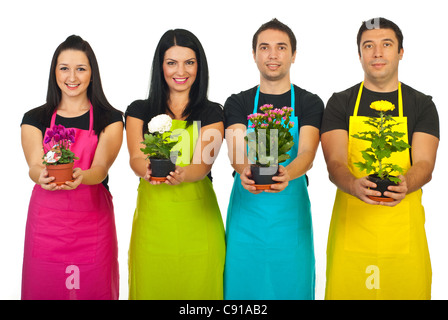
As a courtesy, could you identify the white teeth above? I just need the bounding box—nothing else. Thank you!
[67,84,79,87]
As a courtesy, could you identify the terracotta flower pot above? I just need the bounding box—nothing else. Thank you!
[150,158,176,182]
[46,162,74,186]
[367,174,398,202]
[250,164,279,190]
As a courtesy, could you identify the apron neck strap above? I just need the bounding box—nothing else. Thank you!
[354,82,403,117]
[254,84,295,117]
[50,102,94,132]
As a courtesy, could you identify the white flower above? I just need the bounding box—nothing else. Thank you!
[148,114,172,134]
[44,150,61,163]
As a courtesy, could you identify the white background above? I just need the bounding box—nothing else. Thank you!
[1,0,446,300]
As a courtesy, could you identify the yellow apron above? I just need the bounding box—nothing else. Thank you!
[325,82,431,300]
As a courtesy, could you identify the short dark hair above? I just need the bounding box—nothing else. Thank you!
[357,17,404,56]
[147,29,209,122]
[252,18,297,54]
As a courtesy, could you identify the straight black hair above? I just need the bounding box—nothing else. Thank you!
[43,35,122,136]
[147,29,209,123]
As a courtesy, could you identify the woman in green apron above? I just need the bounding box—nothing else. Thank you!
[125,29,225,299]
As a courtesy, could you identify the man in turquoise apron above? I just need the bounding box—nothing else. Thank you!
[223,18,324,299]
[321,18,439,299]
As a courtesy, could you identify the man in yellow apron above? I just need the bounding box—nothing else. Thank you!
[321,17,439,299]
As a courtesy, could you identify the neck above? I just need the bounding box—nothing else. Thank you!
[363,76,399,93]
[259,76,291,94]
[58,96,90,116]
[167,91,189,119]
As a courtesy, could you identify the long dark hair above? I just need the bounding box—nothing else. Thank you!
[147,29,209,122]
[43,35,122,136]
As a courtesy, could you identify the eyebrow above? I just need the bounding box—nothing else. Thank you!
[164,57,197,62]
[58,63,89,67]
[362,38,396,46]
[258,42,289,47]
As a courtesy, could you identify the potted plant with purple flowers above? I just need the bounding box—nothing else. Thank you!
[245,104,295,189]
[43,124,78,185]
[141,114,181,182]
[351,100,411,201]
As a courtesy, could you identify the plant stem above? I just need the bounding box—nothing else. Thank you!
[378,112,384,179]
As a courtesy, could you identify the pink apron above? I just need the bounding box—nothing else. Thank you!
[21,106,119,300]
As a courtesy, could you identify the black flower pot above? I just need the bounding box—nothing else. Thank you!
[367,174,398,202]
[150,158,176,180]
[250,164,279,189]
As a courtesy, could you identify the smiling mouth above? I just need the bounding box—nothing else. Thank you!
[173,77,188,84]
[66,83,80,89]
[266,63,280,70]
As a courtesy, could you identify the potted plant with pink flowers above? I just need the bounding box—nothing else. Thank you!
[245,104,295,189]
[43,124,78,185]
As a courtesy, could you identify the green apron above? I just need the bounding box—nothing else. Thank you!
[128,120,226,299]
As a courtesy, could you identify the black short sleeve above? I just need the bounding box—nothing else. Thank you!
[125,99,224,130]
[199,101,224,127]
[321,82,440,145]
[125,99,150,122]
[223,87,257,129]
[223,85,324,130]
[411,91,439,139]
[21,105,49,134]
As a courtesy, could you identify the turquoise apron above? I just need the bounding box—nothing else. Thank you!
[224,85,315,300]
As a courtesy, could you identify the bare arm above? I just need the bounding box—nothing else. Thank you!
[284,125,320,180]
[386,132,439,197]
[225,123,250,175]
[69,121,123,186]
[167,121,224,184]
[126,116,148,179]
[21,124,52,187]
[21,121,123,190]
[321,129,382,204]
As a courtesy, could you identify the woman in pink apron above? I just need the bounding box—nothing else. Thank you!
[20,35,123,300]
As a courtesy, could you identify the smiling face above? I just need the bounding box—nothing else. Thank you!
[162,45,197,95]
[55,49,91,100]
[359,28,404,90]
[253,29,296,83]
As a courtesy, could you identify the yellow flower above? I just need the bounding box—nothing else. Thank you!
[370,100,395,112]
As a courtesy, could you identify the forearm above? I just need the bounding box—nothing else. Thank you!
[78,165,109,185]
[183,163,212,183]
[327,160,358,195]
[404,161,434,194]
[404,132,439,194]
[286,149,315,180]
[130,157,148,179]
[29,164,45,184]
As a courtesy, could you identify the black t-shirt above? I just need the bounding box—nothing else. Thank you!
[223,85,324,130]
[321,82,440,146]
[21,106,124,191]
[125,99,224,134]
[125,99,224,181]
